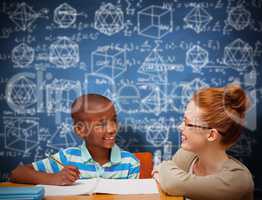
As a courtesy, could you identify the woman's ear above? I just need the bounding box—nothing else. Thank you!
[206,129,220,142]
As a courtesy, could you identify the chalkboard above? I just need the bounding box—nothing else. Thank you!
[0,0,261,197]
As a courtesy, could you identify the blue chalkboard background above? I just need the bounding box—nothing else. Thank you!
[0,0,261,197]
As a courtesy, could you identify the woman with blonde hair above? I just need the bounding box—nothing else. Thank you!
[154,84,254,200]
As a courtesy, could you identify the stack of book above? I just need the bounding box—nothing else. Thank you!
[0,186,44,200]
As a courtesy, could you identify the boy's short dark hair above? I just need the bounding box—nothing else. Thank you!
[71,93,113,124]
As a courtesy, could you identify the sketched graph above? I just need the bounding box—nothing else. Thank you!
[47,122,77,150]
[91,46,127,79]
[46,79,81,113]
[9,2,40,31]
[94,3,124,36]
[4,117,39,153]
[84,73,116,101]
[138,5,173,39]
[54,3,77,28]
[184,5,212,33]
[138,47,168,82]
[117,82,141,113]
[141,84,168,115]
[169,78,209,113]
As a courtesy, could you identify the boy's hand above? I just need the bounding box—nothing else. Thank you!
[53,166,80,185]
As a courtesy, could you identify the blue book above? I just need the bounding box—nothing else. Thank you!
[0,186,44,200]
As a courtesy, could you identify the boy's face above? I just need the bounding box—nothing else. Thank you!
[79,103,118,149]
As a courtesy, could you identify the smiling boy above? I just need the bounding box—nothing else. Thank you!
[10,94,140,185]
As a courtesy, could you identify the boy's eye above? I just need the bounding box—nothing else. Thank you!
[99,122,107,127]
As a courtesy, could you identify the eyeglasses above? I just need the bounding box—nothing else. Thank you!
[183,120,224,135]
[185,122,212,130]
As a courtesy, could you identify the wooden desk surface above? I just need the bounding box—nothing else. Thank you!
[0,182,183,200]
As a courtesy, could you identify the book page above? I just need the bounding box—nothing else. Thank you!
[38,178,159,196]
[96,178,159,194]
[38,178,100,196]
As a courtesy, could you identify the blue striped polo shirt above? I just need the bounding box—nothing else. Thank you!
[32,142,140,179]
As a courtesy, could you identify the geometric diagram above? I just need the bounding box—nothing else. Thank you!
[117,83,141,113]
[138,5,173,39]
[46,79,81,113]
[184,5,212,33]
[169,78,209,113]
[138,48,168,82]
[11,43,35,68]
[186,45,209,72]
[141,84,168,115]
[47,122,77,150]
[84,73,116,103]
[227,6,251,31]
[49,36,79,68]
[9,2,40,31]
[5,72,37,114]
[91,46,126,79]
[94,3,124,36]
[4,116,39,153]
[224,38,253,71]
[146,121,169,147]
[54,3,77,28]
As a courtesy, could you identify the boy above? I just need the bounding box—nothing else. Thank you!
[10,94,140,185]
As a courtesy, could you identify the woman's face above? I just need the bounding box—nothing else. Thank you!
[178,100,211,153]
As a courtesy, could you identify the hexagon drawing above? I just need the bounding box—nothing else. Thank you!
[224,38,253,70]
[146,122,169,147]
[54,3,77,28]
[227,6,251,31]
[12,43,35,68]
[49,37,79,68]
[5,72,37,113]
[186,45,209,72]
[94,3,124,36]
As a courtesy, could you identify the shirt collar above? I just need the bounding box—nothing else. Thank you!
[80,141,121,164]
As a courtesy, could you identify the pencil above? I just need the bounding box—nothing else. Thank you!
[49,156,65,167]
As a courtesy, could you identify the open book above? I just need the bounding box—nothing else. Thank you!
[38,178,159,196]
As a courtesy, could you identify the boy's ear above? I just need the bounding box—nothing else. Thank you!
[74,122,89,138]
[206,129,220,142]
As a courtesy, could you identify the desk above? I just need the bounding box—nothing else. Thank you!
[0,182,183,200]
